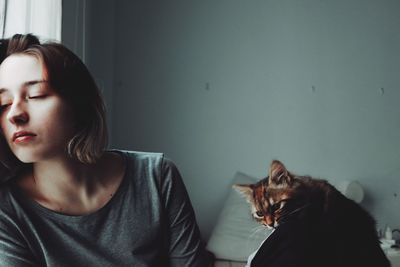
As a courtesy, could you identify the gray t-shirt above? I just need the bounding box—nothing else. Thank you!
[0,151,208,266]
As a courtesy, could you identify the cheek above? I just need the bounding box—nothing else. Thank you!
[41,101,75,134]
[45,112,75,139]
[0,118,11,140]
[58,103,76,132]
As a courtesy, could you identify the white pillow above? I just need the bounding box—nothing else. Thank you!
[207,172,273,261]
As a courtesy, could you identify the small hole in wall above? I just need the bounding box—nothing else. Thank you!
[311,85,316,93]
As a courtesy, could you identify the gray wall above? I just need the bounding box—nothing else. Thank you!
[65,0,400,240]
[62,0,116,141]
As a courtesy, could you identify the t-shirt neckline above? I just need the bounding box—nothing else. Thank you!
[11,150,130,222]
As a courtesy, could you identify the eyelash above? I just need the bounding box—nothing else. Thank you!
[0,103,11,108]
[0,105,10,113]
[27,94,47,99]
[0,95,48,110]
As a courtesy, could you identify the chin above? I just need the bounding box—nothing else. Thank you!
[13,154,36,163]
[13,147,66,163]
[12,148,44,163]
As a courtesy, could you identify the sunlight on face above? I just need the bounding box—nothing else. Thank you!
[0,55,76,163]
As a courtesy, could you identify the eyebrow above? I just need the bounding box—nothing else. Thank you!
[0,80,48,95]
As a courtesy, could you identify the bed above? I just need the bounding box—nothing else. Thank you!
[206,172,272,267]
[206,172,400,267]
[213,260,246,267]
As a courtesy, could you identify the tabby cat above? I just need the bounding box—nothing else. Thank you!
[234,160,390,267]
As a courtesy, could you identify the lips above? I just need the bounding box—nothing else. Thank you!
[12,131,37,143]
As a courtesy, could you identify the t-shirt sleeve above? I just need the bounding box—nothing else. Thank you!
[0,212,39,266]
[160,158,210,267]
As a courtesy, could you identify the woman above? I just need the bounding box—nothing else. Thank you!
[0,34,208,266]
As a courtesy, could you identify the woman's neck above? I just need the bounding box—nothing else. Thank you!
[17,152,125,215]
[33,156,95,196]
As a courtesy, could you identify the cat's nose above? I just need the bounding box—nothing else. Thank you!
[265,216,274,227]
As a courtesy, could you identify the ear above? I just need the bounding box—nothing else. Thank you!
[268,160,293,186]
[232,184,254,203]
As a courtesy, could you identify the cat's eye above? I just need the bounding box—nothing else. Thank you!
[269,199,291,214]
[270,204,280,213]
[255,211,264,217]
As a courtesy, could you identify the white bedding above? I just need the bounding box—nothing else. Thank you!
[214,260,245,267]
[213,249,400,267]
[206,172,272,261]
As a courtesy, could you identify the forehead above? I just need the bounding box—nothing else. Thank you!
[253,183,269,205]
[0,55,44,91]
[254,183,266,199]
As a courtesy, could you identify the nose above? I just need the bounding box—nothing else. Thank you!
[7,99,29,125]
[265,216,274,227]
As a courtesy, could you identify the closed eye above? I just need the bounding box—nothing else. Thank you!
[0,104,11,112]
[28,94,48,99]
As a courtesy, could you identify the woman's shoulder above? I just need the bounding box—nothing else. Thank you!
[111,149,173,169]
[0,168,35,218]
[114,150,164,160]
[0,180,14,197]
[111,149,180,184]
[0,182,18,215]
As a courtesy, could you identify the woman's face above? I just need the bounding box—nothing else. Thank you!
[0,54,75,163]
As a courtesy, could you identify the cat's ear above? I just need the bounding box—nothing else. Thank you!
[233,184,254,202]
[268,160,293,186]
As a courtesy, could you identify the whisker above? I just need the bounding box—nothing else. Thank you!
[247,225,269,245]
[277,204,310,222]
[250,225,264,235]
